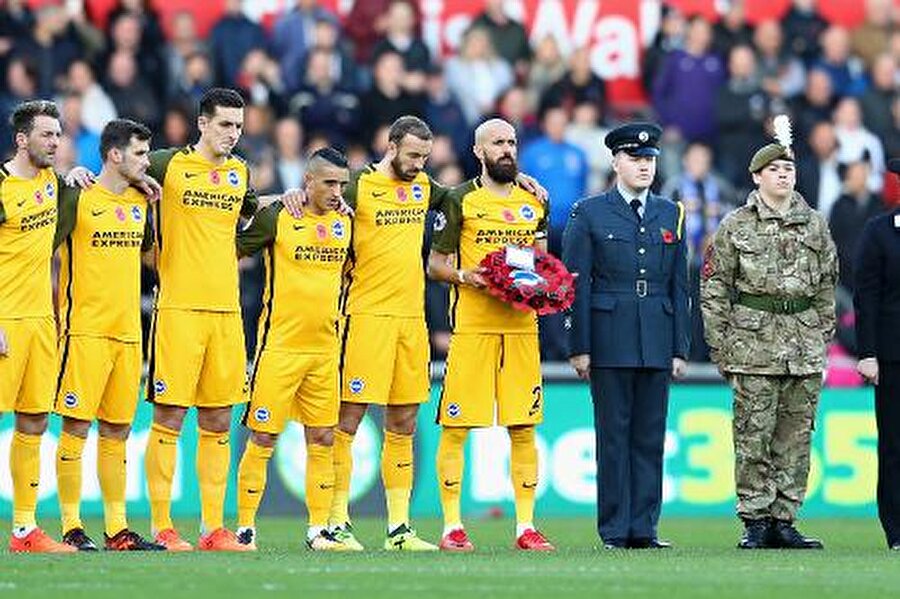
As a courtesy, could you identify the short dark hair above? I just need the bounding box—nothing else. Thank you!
[199,87,244,118]
[388,115,432,145]
[100,118,151,160]
[10,100,60,137]
[309,146,348,169]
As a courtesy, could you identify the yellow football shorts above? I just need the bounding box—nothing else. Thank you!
[244,350,339,433]
[438,333,543,428]
[55,335,142,424]
[147,308,247,408]
[0,317,56,414]
[340,314,430,405]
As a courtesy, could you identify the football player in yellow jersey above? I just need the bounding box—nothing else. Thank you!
[139,88,296,552]
[0,100,77,553]
[331,116,546,551]
[233,148,355,552]
[52,119,164,552]
[427,118,555,552]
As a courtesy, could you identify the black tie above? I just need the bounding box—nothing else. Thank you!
[630,199,643,222]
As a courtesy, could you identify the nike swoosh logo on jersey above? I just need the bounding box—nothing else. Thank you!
[17,199,27,207]
[184,172,199,178]
[91,209,105,217]
[443,480,459,488]
[372,191,387,197]
[293,224,306,230]
[476,212,487,218]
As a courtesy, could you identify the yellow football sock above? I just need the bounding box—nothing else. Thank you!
[197,428,230,533]
[144,422,179,532]
[328,429,354,527]
[305,443,335,528]
[56,431,86,534]
[11,431,42,530]
[437,427,468,528]
[382,430,413,530]
[509,426,538,526]
[98,435,128,537]
[236,438,273,529]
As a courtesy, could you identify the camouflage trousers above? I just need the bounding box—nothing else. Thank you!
[730,374,822,521]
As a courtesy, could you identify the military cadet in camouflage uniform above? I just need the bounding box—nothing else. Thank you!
[700,129,838,550]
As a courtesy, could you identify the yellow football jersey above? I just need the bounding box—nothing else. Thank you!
[432,178,548,334]
[148,146,257,312]
[238,201,350,354]
[0,165,60,319]
[55,184,151,342]
[340,166,448,317]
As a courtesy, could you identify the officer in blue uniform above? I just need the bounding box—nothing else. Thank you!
[562,123,690,549]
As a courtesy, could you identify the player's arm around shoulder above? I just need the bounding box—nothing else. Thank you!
[237,201,282,258]
[53,184,81,250]
[426,180,485,288]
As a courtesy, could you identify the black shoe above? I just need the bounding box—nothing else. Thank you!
[104,529,166,551]
[63,527,98,551]
[629,538,672,549]
[602,538,627,550]
[737,518,771,549]
[769,520,823,549]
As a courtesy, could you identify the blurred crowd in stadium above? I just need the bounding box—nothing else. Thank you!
[0,0,897,366]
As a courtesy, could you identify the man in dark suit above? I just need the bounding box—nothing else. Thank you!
[562,123,690,549]
[855,158,900,551]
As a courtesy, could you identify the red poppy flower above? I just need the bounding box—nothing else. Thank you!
[660,228,676,244]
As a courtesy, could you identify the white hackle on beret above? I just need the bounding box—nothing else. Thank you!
[773,114,793,150]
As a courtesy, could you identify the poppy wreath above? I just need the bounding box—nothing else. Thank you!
[478,247,576,316]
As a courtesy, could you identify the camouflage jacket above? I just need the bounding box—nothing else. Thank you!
[700,191,838,375]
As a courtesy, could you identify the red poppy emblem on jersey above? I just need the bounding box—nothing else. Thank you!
[396,187,408,202]
[210,171,221,185]
[34,190,43,204]
[316,223,328,240]
[660,228,676,244]
[502,209,516,223]
[115,206,127,222]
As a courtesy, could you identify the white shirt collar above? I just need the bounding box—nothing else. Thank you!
[617,183,649,206]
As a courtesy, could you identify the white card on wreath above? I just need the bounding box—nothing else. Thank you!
[506,246,535,270]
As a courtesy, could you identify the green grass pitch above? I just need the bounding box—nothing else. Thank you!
[1,517,897,598]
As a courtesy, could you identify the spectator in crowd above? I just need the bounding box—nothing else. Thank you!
[850,0,893,70]
[783,0,828,65]
[344,0,422,64]
[662,141,737,361]
[642,5,685,93]
[171,51,214,107]
[493,85,538,146]
[271,0,339,94]
[791,68,836,139]
[444,27,513,125]
[0,0,34,77]
[359,50,422,145]
[104,0,165,61]
[164,11,207,100]
[814,26,868,97]
[712,0,753,59]
[423,64,470,170]
[424,134,458,177]
[471,0,532,77]
[528,36,567,108]
[105,50,161,129]
[306,17,358,92]
[833,97,886,192]
[19,3,83,96]
[209,0,267,88]
[860,53,898,142]
[0,57,38,156]
[753,20,806,100]
[519,105,588,254]
[884,96,900,160]
[238,104,274,165]
[564,101,612,194]
[371,1,430,75]
[540,46,606,116]
[289,46,359,147]
[715,45,771,190]
[66,60,116,135]
[158,104,192,149]
[59,92,102,173]
[829,159,884,290]
[653,16,726,146]
[235,49,286,114]
[102,11,166,101]
[271,117,305,193]
[797,120,843,215]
